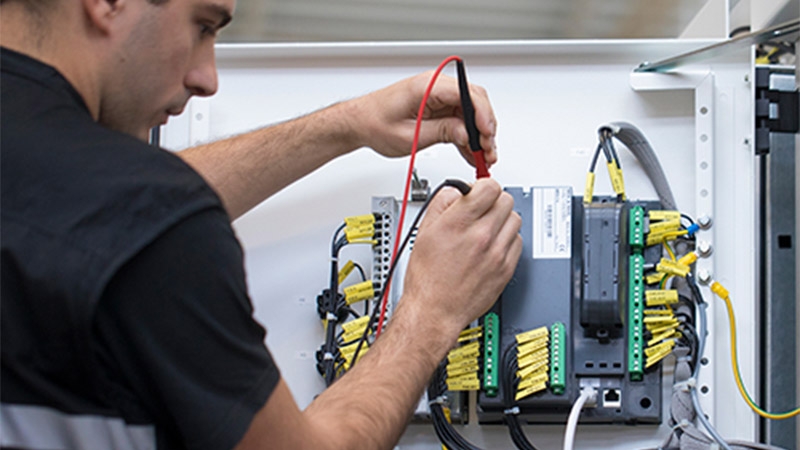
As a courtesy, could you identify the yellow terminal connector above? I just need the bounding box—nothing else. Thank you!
[447,341,480,363]
[446,361,479,379]
[344,214,375,227]
[344,280,375,305]
[648,210,681,221]
[646,272,667,285]
[711,281,729,299]
[607,162,625,196]
[345,224,375,242]
[517,361,548,380]
[446,373,481,391]
[457,328,483,343]
[515,326,549,345]
[645,289,679,306]
[583,172,596,204]
[518,373,548,391]
[678,252,698,266]
[649,218,681,235]
[341,316,370,334]
[516,382,548,401]
[656,258,691,277]
[337,260,355,284]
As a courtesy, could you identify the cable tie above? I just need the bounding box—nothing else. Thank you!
[326,312,338,322]
[673,378,696,392]
[670,419,691,433]
[322,352,335,361]
[330,256,338,262]
[428,395,447,406]
[503,406,520,416]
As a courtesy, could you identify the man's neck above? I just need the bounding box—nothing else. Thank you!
[1,4,102,121]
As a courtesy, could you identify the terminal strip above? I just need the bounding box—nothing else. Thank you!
[629,205,645,252]
[549,322,566,395]
[628,254,645,381]
[483,312,500,397]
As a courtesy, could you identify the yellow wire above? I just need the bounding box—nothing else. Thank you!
[662,241,676,261]
[717,292,800,419]
[659,230,686,262]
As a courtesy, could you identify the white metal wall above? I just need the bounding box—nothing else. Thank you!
[161,40,756,448]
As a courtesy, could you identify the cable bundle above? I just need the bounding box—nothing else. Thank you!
[501,345,539,450]
[428,362,484,450]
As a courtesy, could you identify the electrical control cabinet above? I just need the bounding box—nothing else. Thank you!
[161,40,761,448]
[477,190,665,425]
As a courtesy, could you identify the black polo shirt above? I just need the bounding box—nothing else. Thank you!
[1,47,280,450]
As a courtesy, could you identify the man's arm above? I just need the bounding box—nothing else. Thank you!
[234,179,523,450]
[178,72,498,220]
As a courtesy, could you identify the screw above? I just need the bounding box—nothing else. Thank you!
[697,215,712,229]
[744,138,750,145]
[744,74,750,83]
[697,268,712,284]
[697,240,713,257]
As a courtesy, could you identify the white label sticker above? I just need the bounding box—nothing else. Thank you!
[532,187,572,259]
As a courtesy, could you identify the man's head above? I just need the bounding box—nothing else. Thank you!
[1,0,234,140]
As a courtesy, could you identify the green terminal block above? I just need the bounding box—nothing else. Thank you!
[482,312,499,397]
[549,322,566,395]
[629,205,645,253]
[628,254,645,381]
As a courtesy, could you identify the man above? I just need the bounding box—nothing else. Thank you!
[0,0,522,448]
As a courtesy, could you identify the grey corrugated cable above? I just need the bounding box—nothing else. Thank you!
[605,122,677,211]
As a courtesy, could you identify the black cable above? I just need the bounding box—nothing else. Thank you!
[588,143,603,173]
[679,321,699,370]
[502,345,539,450]
[427,362,484,450]
[323,224,348,386]
[350,262,370,316]
[605,134,622,170]
[349,179,472,369]
[352,262,367,282]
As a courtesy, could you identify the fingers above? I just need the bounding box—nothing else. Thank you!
[417,185,465,232]
[422,74,498,167]
[468,84,498,166]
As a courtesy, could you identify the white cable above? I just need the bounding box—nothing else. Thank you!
[563,386,596,450]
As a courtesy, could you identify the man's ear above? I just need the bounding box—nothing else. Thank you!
[81,0,126,35]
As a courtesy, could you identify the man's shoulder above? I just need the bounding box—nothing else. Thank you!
[1,109,225,269]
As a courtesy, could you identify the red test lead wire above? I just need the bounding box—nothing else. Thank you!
[374,55,491,338]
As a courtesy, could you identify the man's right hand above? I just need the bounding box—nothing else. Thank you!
[398,178,522,340]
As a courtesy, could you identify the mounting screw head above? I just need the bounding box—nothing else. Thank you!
[697,240,713,257]
[697,215,712,229]
[697,268,712,284]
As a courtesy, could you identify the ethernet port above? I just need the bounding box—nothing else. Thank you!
[603,389,621,408]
